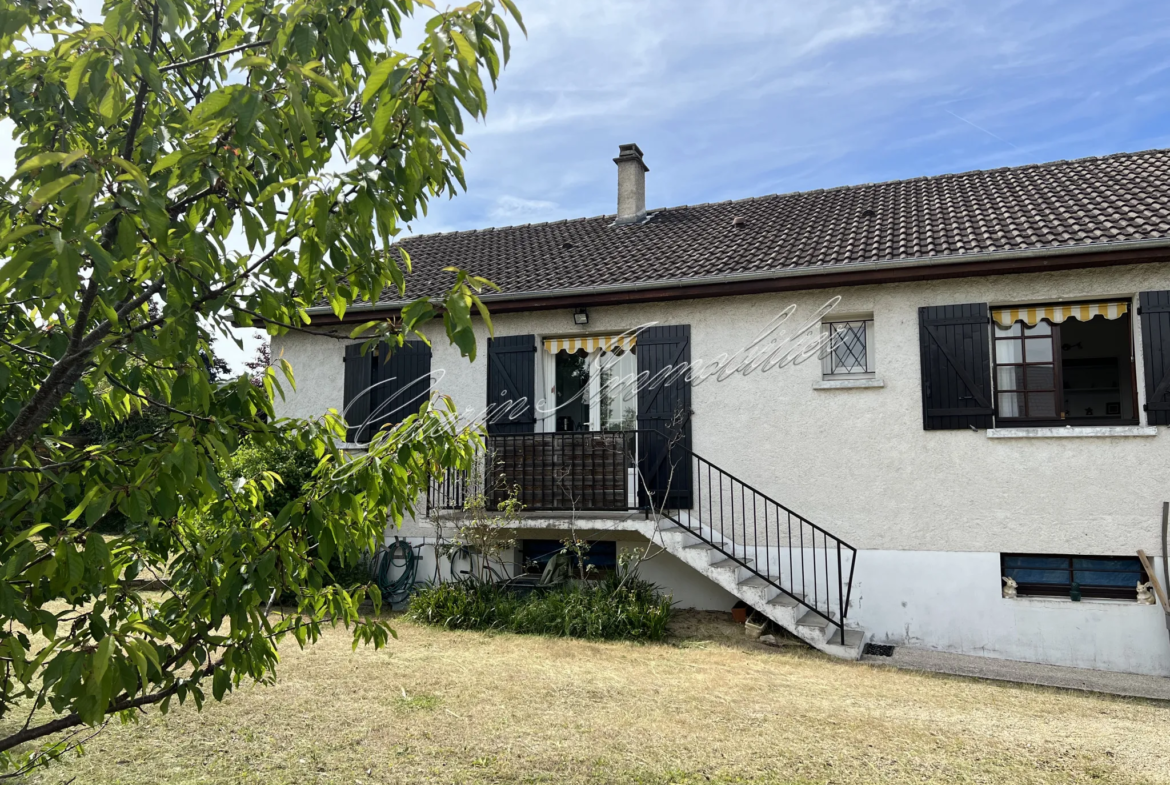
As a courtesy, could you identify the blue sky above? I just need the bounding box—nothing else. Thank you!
[7,1,1168,370]
[403,0,1170,239]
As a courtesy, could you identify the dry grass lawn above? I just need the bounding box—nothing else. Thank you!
[19,611,1170,785]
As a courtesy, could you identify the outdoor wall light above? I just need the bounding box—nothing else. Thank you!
[573,308,589,325]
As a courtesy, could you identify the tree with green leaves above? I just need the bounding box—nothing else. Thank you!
[0,0,521,775]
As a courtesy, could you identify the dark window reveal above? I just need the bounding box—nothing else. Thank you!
[1001,554,1148,600]
[520,539,617,573]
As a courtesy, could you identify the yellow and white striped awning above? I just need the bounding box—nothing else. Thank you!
[992,301,1129,328]
[543,334,637,354]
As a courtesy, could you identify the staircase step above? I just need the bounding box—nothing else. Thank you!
[683,540,727,550]
[796,610,831,630]
[767,592,801,608]
[711,558,752,569]
[737,575,770,588]
[656,519,682,531]
[827,628,865,649]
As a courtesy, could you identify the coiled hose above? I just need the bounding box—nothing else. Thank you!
[370,538,418,606]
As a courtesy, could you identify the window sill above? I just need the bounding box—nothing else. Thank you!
[986,425,1157,439]
[1005,595,1149,607]
[812,378,885,390]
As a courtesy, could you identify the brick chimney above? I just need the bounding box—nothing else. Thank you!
[613,143,649,225]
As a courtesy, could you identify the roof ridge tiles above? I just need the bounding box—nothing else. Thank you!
[352,147,1170,308]
[396,148,1164,243]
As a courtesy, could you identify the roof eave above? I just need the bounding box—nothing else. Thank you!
[305,237,1170,318]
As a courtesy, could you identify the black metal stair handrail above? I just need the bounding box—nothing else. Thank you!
[650,439,856,642]
[426,429,856,640]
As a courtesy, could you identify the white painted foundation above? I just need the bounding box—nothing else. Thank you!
[851,550,1170,676]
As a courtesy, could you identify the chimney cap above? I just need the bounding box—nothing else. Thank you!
[613,143,649,173]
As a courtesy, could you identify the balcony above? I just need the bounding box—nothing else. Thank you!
[429,430,645,514]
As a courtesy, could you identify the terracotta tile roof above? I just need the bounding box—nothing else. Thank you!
[384,148,1170,303]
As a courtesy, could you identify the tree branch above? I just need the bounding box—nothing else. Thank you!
[159,40,272,73]
[105,376,215,422]
[0,653,224,755]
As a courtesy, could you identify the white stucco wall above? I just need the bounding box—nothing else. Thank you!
[851,549,1170,676]
[276,261,1170,556]
[275,262,1170,674]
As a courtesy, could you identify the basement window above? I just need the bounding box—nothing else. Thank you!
[1001,553,1149,600]
[521,539,617,574]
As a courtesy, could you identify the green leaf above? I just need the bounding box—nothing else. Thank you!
[362,57,397,106]
[234,55,272,69]
[110,156,148,191]
[98,87,120,123]
[28,174,81,208]
[16,151,73,176]
[0,224,43,248]
[4,524,53,553]
[66,53,93,99]
[92,635,114,686]
[212,666,230,701]
[150,149,184,175]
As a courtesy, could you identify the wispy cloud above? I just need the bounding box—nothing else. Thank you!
[409,0,1170,236]
[1,1,1161,370]
[488,195,561,222]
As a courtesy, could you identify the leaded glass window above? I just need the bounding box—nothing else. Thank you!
[823,319,875,376]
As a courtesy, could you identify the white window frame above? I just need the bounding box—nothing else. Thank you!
[821,317,875,379]
[538,337,638,432]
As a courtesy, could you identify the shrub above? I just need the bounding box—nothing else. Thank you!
[223,438,370,590]
[407,573,674,642]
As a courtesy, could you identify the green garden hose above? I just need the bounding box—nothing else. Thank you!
[370,538,418,606]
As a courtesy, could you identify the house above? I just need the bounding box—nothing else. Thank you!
[275,144,1170,675]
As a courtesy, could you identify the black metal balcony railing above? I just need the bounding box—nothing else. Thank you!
[427,429,856,640]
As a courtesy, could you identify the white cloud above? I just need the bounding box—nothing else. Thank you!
[488,195,561,222]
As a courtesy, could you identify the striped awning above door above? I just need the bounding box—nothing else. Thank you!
[992,301,1130,328]
[542,333,637,354]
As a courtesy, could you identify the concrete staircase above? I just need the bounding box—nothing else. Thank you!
[630,516,866,659]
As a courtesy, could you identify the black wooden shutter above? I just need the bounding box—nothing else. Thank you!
[486,335,537,434]
[370,340,433,433]
[637,325,693,508]
[342,342,373,443]
[1139,290,1170,426]
[918,303,995,430]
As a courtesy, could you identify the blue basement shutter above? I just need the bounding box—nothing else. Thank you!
[1139,290,1170,426]
[636,324,693,509]
[918,303,995,430]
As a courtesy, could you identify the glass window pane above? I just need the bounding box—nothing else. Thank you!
[828,321,867,373]
[1026,321,1052,336]
[1025,364,1055,390]
[996,323,1023,337]
[998,392,1023,417]
[997,366,1024,391]
[1027,392,1057,418]
[1003,556,1069,585]
[1072,558,1143,587]
[598,349,638,431]
[995,339,1023,363]
[1074,570,1142,587]
[554,350,590,432]
[1024,338,1053,362]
